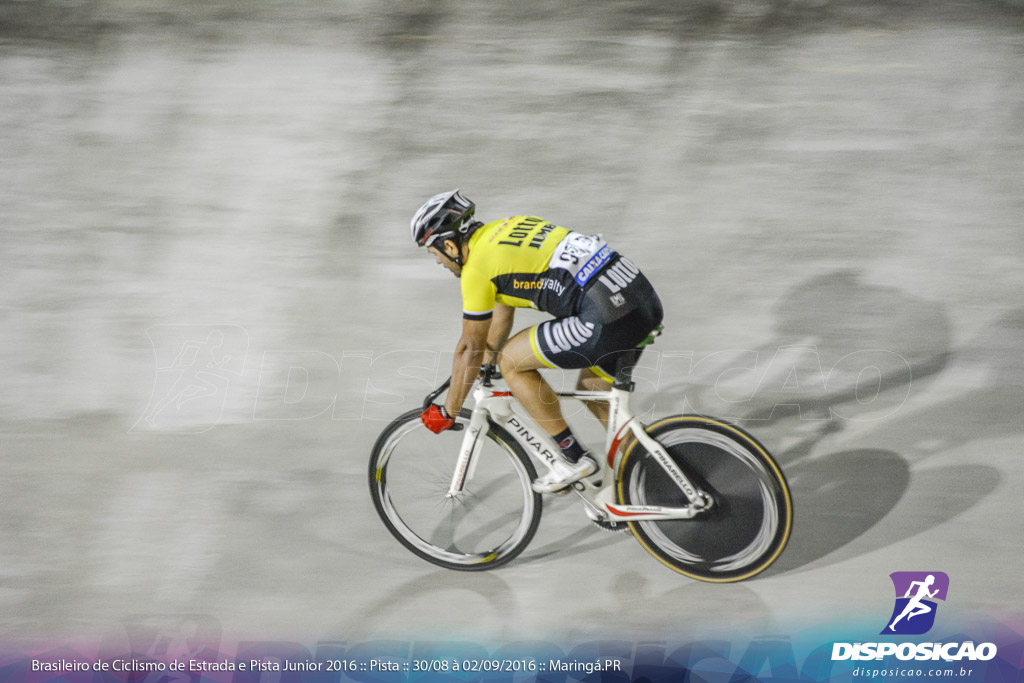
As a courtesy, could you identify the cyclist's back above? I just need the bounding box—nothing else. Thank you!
[461,216,611,320]
[462,215,662,379]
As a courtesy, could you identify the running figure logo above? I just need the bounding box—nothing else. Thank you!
[881,571,950,635]
[133,325,249,433]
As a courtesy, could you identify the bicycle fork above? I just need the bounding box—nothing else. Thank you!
[445,399,490,498]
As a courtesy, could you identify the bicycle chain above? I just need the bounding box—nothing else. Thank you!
[590,519,632,534]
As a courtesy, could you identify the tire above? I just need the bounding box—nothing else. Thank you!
[368,408,543,570]
[616,415,792,582]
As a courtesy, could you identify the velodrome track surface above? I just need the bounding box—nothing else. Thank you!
[2,0,1023,652]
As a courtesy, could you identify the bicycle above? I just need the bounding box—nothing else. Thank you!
[368,344,793,582]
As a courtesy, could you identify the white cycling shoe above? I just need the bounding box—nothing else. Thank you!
[531,454,598,494]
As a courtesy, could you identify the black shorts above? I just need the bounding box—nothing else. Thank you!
[529,256,663,381]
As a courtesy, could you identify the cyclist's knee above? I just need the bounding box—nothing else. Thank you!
[497,346,532,377]
[498,331,548,377]
[497,351,516,377]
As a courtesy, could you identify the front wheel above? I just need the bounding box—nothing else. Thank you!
[369,408,542,570]
[617,415,792,582]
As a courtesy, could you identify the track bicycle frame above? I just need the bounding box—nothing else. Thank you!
[443,378,712,524]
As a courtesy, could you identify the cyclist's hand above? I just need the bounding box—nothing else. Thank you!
[421,404,456,434]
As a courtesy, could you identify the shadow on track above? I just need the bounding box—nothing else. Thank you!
[763,309,1021,573]
[655,269,952,427]
[344,570,523,643]
[650,270,964,575]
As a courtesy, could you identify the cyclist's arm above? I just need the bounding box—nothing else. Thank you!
[444,317,490,416]
[484,303,514,365]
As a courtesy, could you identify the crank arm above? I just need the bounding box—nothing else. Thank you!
[572,487,609,522]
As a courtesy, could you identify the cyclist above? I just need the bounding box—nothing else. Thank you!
[411,189,663,493]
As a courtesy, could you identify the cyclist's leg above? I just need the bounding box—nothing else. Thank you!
[500,294,660,440]
[497,328,570,437]
[501,324,602,492]
[576,366,613,428]
[576,360,641,456]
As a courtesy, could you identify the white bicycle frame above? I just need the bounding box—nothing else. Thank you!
[446,379,712,524]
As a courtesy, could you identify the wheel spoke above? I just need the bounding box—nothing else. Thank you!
[369,410,542,570]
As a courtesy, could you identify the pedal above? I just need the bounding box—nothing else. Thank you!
[549,478,598,495]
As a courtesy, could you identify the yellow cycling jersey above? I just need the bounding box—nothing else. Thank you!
[461,215,617,320]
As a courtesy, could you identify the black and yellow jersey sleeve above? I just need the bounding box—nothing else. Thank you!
[460,216,616,320]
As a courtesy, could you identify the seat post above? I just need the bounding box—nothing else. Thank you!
[612,348,641,392]
[611,325,662,392]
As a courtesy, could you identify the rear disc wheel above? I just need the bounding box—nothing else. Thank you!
[617,415,792,582]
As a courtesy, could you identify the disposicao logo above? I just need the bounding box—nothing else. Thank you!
[831,572,998,663]
[881,571,949,635]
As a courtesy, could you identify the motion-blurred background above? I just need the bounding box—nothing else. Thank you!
[2,0,1022,648]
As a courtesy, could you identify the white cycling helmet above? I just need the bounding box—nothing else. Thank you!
[411,189,476,249]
